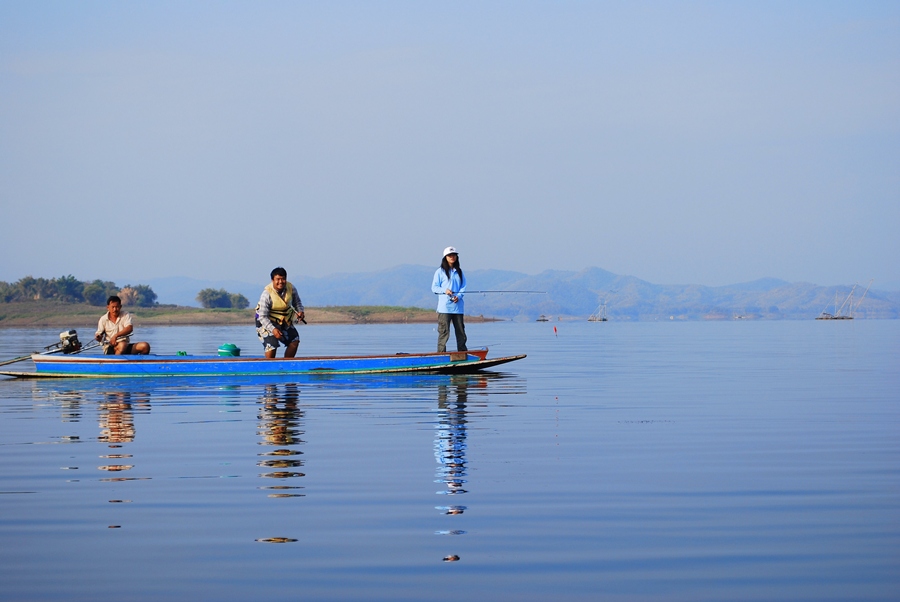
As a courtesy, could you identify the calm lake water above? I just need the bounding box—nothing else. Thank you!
[0,320,897,601]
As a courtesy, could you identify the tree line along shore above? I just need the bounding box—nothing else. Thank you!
[0,277,503,327]
[0,276,251,309]
[0,301,504,328]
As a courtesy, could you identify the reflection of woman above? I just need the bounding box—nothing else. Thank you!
[435,379,469,496]
[431,246,467,353]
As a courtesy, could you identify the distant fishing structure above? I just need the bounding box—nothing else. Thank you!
[588,302,608,322]
[589,290,615,322]
[816,280,873,320]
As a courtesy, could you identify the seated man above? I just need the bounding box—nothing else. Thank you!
[94,295,151,355]
[256,267,305,358]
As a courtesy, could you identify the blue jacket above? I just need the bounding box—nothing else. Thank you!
[432,267,466,314]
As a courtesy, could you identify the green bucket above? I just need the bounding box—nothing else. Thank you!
[217,343,241,357]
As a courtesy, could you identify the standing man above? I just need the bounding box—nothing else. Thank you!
[256,267,305,359]
[94,295,151,355]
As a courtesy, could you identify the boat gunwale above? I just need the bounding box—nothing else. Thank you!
[3,353,527,379]
[31,348,490,365]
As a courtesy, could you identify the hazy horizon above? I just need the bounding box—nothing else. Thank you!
[2,2,897,289]
[126,267,898,292]
[1,263,897,292]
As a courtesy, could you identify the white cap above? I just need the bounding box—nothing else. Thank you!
[443,246,458,257]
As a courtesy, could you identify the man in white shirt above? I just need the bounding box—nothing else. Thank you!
[94,295,151,355]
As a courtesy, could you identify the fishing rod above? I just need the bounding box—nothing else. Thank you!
[464,291,546,294]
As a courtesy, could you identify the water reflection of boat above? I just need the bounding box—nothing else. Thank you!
[27,371,522,396]
[25,370,525,551]
[2,347,525,379]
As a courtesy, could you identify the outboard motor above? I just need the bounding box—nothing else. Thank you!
[45,330,83,354]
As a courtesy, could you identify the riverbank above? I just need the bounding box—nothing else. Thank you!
[0,302,501,328]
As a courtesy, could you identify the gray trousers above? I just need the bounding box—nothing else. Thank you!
[437,313,467,352]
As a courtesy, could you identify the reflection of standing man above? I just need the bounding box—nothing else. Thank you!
[258,384,306,497]
[259,383,305,446]
[256,267,305,359]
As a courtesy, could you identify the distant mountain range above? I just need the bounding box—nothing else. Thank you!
[146,266,900,320]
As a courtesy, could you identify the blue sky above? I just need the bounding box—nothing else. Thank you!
[1,1,898,288]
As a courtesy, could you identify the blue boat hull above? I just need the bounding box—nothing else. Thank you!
[3,348,526,379]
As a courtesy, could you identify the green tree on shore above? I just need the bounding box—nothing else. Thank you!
[0,276,155,307]
[55,275,85,303]
[197,288,249,309]
[0,275,80,302]
[16,276,55,300]
[83,280,119,306]
[229,293,249,309]
[120,284,158,307]
[198,288,231,308]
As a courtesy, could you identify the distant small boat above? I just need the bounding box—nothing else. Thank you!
[536,315,549,322]
[816,280,872,320]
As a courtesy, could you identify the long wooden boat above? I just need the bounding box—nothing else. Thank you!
[0,348,525,379]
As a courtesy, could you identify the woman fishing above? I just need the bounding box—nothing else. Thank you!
[431,246,467,353]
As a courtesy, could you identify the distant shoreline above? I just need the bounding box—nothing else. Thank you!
[0,302,502,328]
